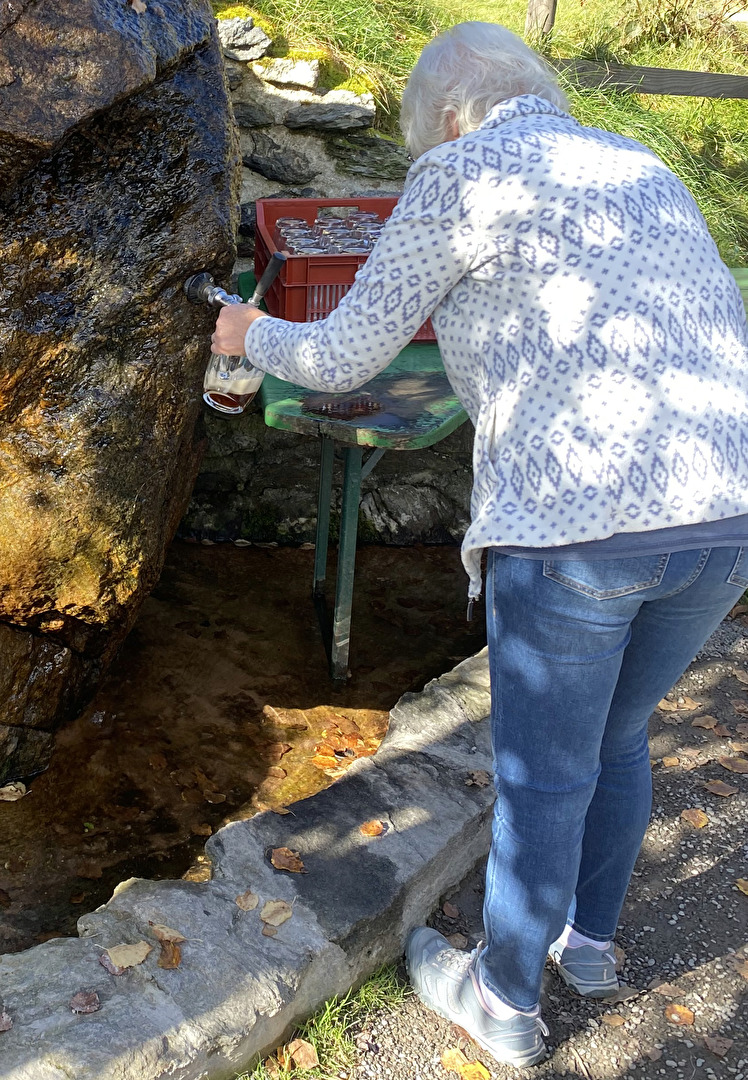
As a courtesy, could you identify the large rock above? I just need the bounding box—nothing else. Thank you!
[242,129,319,184]
[326,132,412,180]
[0,1,241,782]
[284,98,375,131]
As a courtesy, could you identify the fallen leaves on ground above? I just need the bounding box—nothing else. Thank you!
[733,668,748,684]
[130,0,147,12]
[158,941,182,969]
[191,823,212,836]
[0,782,27,802]
[713,724,732,737]
[236,889,259,910]
[703,779,739,797]
[734,959,748,980]
[440,1047,490,1079]
[681,808,709,828]
[601,1014,625,1027]
[447,933,469,949]
[736,879,748,896]
[360,819,386,837]
[270,847,306,873]
[101,941,152,974]
[267,766,286,780]
[703,1035,734,1056]
[465,770,492,788]
[442,901,460,919]
[736,723,748,736]
[614,945,626,971]
[662,756,680,767]
[260,899,293,927]
[267,742,292,763]
[731,699,748,717]
[262,705,310,730]
[286,1038,319,1070]
[659,696,701,712]
[262,925,277,937]
[692,715,718,729]
[730,740,748,754]
[719,756,748,773]
[148,752,167,770]
[70,990,101,1014]
[665,1003,694,1025]
[0,1010,12,1032]
[149,923,186,969]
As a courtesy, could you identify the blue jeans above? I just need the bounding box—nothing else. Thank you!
[481,546,748,1011]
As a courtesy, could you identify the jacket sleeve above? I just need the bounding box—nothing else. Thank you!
[243,155,480,391]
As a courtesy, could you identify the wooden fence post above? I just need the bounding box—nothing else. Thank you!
[525,0,558,36]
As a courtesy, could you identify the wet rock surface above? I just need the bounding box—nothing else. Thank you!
[0,2,240,780]
[0,541,485,955]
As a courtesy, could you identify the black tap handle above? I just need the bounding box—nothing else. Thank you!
[249,252,287,307]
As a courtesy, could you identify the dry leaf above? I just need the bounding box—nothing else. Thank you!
[149,923,186,944]
[458,1064,490,1080]
[70,990,101,1014]
[719,756,748,773]
[443,901,460,919]
[730,740,748,753]
[661,715,685,725]
[270,847,306,873]
[0,1010,12,1032]
[158,940,182,969]
[0,781,27,802]
[262,924,277,937]
[360,819,385,837]
[703,779,739,796]
[713,724,732,738]
[665,1003,694,1025]
[601,1014,625,1027]
[267,742,292,762]
[236,889,259,911]
[733,668,748,684]
[662,756,680,767]
[734,959,748,979]
[659,696,700,712]
[736,879,748,895]
[264,1055,282,1078]
[447,933,469,949]
[608,986,640,1003]
[647,1048,663,1061]
[703,1035,734,1056]
[267,766,287,779]
[614,945,626,971]
[681,808,709,828]
[731,699,748,716]
[287,1038,319,1070]
[130,0,147,11]
[260,899,293,927]
[652,982,684,997]
[191,823,212,836]
[441,1047,469,1071]
[204,791,226,804]
[736,723,748,736]
[692,715,718,729]
[148,753,167,769]
[465,770,492,788]
[105,941,152,971]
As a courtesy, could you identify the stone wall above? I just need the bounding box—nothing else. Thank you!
[181,17,473,546]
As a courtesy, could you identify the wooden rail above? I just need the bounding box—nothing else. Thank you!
[551,58,748,99]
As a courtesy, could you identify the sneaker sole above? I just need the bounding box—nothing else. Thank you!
[407,944,547,1068]
[553,963,620,999]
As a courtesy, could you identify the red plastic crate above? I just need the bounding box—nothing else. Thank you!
[254,197,436,342]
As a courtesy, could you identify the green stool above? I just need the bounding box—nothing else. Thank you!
[237,271,467,681]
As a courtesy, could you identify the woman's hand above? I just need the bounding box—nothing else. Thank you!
[211,304,268,355]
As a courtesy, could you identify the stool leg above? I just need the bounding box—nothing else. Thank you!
[313,436,334,599]
[331,445,362,682]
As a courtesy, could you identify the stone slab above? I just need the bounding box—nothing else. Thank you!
[0,650,493,1079]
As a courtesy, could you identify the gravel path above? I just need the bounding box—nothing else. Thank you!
[347,617,748,1080]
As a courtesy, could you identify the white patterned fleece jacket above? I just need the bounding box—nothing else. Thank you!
[245,94,748,600]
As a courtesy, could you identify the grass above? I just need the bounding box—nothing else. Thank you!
[234,964,409,1080]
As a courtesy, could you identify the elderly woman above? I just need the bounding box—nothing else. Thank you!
[214,21,748,1067]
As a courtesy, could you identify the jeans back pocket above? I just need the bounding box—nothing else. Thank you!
[542,554,670,600]
[727,548,748,589]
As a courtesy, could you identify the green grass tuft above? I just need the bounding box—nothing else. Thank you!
[234,964,409,1080]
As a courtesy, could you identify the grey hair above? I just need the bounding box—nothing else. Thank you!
[400,22,568,159]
